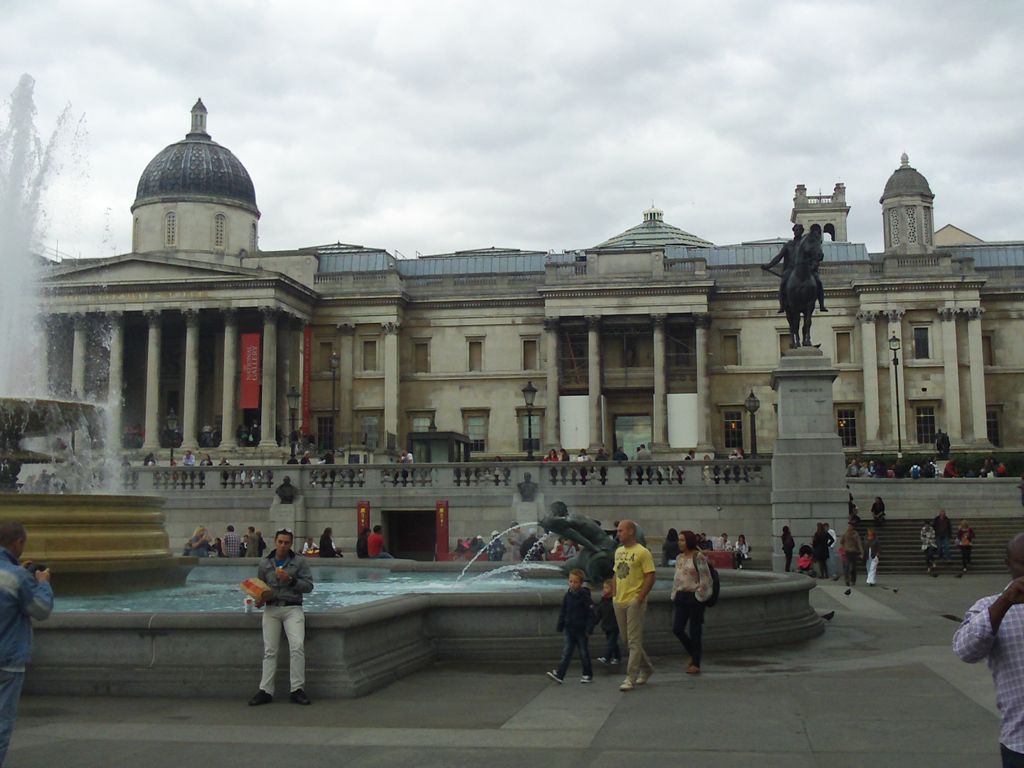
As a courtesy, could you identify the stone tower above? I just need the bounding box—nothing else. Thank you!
[880,153,935,255]
[791,182,850,242]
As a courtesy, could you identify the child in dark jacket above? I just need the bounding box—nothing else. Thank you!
[594,578,621,664]
[546,568,596,683]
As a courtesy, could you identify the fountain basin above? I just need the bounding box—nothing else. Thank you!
[27,562,822,698]
[0,493,193,594]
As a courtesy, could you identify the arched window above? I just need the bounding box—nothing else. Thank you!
[214,214,226,249]
[823,223,836,241]
[165,212,176,247]
[251,223,258,252]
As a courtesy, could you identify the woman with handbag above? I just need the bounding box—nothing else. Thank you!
[670,530,712,675]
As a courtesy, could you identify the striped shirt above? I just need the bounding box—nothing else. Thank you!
[953,589,1024,752]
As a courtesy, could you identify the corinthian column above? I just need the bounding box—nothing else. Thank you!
[71,313,88,398]
[142,311,162,451]
[382,321,401,448]
[259,307,279,449]
[965,307,988,443]
[587,316,602,450]
[857,311,880,446]
[107,312,125,442]
[938,308,962,441]
[694,314,712,452]
[182,309,200,449]
[652,314,667,449]
[543,317,560,450]
[220,310,238,447]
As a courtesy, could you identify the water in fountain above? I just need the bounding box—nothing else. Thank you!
[465,562,565,583]
[456,525,555,581]
[0,76,125,493]
[0,74,72,397]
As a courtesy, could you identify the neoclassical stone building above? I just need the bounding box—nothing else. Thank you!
[39,102,1024,460]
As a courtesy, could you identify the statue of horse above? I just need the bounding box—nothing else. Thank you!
[782,226,822,348]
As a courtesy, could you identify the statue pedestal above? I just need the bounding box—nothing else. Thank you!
[770,348,848,572]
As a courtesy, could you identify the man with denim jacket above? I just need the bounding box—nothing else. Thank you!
[248,529,314,706]
[0,522,53,765]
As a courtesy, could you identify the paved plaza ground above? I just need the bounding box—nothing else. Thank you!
[10,569,1011,767]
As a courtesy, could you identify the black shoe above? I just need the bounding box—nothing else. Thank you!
[248,690,273,706]
[844,588,851,595]
[777,307,785,314]
[819,307,829,312]
[289,689,312,705]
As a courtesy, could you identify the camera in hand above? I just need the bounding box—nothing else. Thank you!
[23,562,47,573]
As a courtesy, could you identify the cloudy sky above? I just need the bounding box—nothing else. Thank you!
[4,0,1023,260]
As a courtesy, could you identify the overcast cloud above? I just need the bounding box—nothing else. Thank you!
[3,0,1023,260]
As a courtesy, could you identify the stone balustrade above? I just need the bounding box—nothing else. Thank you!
[122,459,769,494]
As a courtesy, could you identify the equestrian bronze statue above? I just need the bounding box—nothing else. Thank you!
[763,223,827,348]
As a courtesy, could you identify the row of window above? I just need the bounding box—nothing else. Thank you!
[317,337,541,374]
[724,406,1002,449]
[313,412,541,454]
[314,406,1003,453]
[718,327,997,366]
[156,212,257,252]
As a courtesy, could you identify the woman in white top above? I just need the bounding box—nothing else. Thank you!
[733,534,751,569]
[671,530,713,675]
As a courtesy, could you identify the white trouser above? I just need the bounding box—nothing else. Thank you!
[866,556,879,585]
[260,605,305,695]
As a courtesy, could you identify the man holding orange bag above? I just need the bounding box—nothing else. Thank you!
[248,529,314,706]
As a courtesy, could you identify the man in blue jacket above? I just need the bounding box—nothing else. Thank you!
[0,522,53,765]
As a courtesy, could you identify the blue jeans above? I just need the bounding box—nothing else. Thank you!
[555,630,592,679]
[1002,744,1024,768]
[602,628,621,661]
[672,592,705,667]
[937,536,951,561]
[0,669,25,766]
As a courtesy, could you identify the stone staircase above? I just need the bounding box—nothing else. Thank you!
[853,517,1023,574]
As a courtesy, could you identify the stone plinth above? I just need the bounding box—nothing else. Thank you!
[770,348,848,572]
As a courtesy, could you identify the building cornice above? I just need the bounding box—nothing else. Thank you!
[538,282,714,300]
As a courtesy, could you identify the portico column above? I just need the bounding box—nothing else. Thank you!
[543,318,560,450]
[694,314,712,452]
[258,307,279,449]
[857,311,880,446]
[35,315,50,397]
[587,315,602,449]
[142,311,162,451]
[107,312,125,443]
[939,308,963,441]
[182,309,200,449]
[71,313,87,398]
[220,310,238,447]
[965,307,988,443]
[382,321,401,450]
[652,314,667,449]
[337,324,355,448]
[276,316,293,438]
[885,309,906,448]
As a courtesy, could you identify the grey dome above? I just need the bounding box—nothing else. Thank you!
[594,206,713,249]
[133,100,258,214]
[880,153,933,202]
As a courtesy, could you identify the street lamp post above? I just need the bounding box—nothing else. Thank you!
[329,352,339,452]
[521,380,537,460]
[889,333,903,459]
[286,385,300,460]
[744,390,760,458]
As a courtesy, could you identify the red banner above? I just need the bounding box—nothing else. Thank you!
[357,501,370,538]
[301,325,312,436]
[435,500,450,560]
[240,333,261,409]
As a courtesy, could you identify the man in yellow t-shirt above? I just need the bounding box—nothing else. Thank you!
[613,519,656,691]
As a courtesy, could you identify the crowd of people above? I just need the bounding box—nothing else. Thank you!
[846,455,1014,479]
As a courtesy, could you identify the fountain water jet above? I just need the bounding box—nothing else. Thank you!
[0,76,188,594]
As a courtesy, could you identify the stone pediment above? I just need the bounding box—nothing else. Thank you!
[43,254,263,286]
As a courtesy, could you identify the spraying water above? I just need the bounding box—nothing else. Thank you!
[456,525,553,581]
[0,74,73,397]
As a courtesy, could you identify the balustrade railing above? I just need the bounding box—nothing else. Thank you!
[123,460,768,493]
